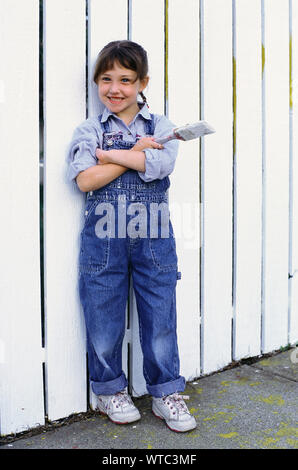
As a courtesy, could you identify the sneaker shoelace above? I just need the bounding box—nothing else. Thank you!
[162,393,191,415]
[111,390,132,409]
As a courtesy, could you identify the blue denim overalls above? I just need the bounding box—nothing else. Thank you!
[78,114,185,398]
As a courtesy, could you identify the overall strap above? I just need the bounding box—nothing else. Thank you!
[98,115,111,133]
[145,114,156,136]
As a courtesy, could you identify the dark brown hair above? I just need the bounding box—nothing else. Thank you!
[93,40,149,103]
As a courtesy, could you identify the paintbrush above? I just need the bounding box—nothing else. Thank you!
[155,120,215,145]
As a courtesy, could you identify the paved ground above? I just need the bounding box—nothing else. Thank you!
[1,348,297,451]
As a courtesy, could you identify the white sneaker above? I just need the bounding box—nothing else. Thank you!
[96,390,141,424]
[152,393,197,432]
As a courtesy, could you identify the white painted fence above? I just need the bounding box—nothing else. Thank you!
[0,0,298,436]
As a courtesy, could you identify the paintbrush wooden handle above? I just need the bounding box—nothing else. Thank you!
[154,133,176,145]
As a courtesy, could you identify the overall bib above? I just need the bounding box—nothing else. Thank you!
[79,114,185,398]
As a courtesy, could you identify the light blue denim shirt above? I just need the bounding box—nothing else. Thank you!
[66,103,179,184]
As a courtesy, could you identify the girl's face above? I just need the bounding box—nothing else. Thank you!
[97,62,148,123]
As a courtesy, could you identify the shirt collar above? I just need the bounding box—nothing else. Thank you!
[100,102,151,123]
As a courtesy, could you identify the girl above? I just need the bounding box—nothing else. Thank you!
[67,40,196,433]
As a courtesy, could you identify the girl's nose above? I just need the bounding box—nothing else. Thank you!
[109,81,120,94]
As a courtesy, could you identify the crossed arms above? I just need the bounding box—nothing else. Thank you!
[76,137,163,192]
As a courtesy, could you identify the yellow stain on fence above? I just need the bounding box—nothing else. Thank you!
[262,44,265,76]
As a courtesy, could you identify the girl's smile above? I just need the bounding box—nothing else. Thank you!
[97,62,149,124]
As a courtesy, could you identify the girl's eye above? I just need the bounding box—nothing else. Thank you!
[100,77,131,83]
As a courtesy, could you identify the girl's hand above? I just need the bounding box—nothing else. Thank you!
[132,137,163,152]
[96,148,110,164]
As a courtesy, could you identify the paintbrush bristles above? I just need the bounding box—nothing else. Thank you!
[174,121,215,141]
[155,120,215,145]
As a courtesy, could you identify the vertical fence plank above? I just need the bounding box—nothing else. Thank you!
[168,0,201,380]
[233,0,262,359]
[0,0,44,435]
[43,0,87,421]
[289,0,298,345]
[262,0,289,352]
[129,0,165,396]
[88,0,128,117]
[131,0,165,115]
[88,0,129,405]
[201,0,233,374]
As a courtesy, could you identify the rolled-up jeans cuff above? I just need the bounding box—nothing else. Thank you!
[147,376,186,398]
[91,372,128,395]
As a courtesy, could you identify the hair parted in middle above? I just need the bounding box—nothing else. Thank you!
[93,40,149,103]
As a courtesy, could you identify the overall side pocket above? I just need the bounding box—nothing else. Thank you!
[79,199,110,274]
[149,220,178,272]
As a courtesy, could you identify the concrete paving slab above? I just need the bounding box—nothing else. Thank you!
[188,363,298,449]
[1,349,297,450]
[250,349,298,382]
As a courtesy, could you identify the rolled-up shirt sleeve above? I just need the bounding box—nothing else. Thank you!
[66,117,101,182]
[138,114,179,182]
